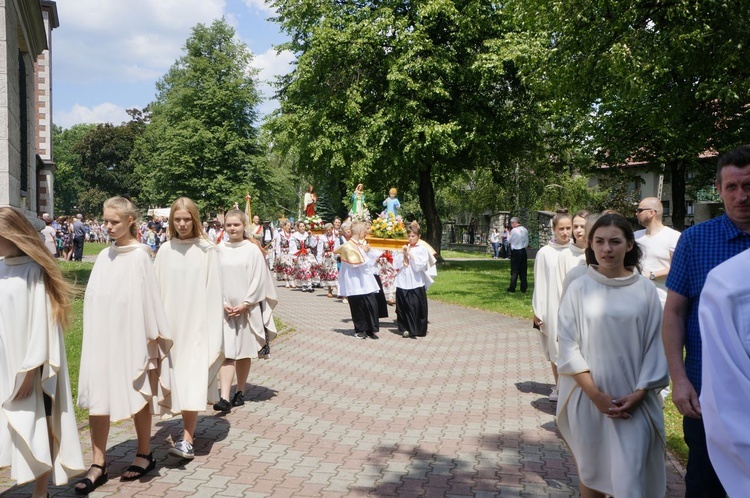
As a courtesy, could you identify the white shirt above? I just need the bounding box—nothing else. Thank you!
[699,249,750,497]
[634,226,681,306]
[509,225,529,250]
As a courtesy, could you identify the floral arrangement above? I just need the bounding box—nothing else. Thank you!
[370,212,407,239]
[350,206,371,223]
[304,215,325,230]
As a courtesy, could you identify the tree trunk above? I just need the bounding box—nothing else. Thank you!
[669,159,687,231]
[418,164,443,261]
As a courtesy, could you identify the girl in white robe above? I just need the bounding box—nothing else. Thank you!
[155,197,224,461]
[556,210,590,295]
[556,213,668,498]
[532,210,572,400]
[0,207,84,497]
[214,210,278,411]
[77,197,176,492]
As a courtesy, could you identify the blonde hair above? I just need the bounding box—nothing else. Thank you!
[389,187,397,195]
[0,207,73,329]
[224,209,247,227]
[168,197,205,239]
[103,196,139,238]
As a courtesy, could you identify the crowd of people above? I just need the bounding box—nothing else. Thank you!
[517,144,750,497]
[2,196,277,496]
[6,144,750,496]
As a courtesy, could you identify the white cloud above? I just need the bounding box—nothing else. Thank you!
[243,0,276,16]
[250,48,294,112]
[55,103,132,128]
[54,0,228,84]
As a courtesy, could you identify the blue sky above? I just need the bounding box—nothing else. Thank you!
[53,0,294,128]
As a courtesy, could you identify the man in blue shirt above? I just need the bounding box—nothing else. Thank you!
[664,145,750,497]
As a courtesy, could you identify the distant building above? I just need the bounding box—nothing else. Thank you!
[0,0,58,227]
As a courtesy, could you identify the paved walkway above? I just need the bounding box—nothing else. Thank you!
[2,283,686,497]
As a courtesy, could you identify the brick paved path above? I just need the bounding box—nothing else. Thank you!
[2,283,686,497]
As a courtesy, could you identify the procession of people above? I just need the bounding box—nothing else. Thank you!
[5,143,750,497]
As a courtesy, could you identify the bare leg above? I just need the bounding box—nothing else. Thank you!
[579,482,605,498]
[75,415,109,491]
[551,363,559,384]
[235,359,251,394]
[121,405,152,479]
[218,360,236,401]
[182,411,198,444]
[31,416,54,498]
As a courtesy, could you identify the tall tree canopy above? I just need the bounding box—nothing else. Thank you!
[512,0,750,229]
[135,19,263,212]
[269,0,543,251]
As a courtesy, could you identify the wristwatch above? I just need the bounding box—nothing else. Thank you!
[649,271,656,280]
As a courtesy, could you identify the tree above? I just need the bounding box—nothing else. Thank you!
[269,0,544,253]
[134,19,263,213]
[512,0,750,229]
[52,123,95,214]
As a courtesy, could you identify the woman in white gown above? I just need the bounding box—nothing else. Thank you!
[213,210,278,411]
[556,213,668,498]
[532,210,572,401]
[0,207,84,498]
[77,197,176,492]
[155,197,224,461]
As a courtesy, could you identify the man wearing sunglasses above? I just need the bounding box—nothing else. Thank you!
[634,198,681,307]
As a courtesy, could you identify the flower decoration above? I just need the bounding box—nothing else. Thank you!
[370,213,407,239]
[304,215,325,230]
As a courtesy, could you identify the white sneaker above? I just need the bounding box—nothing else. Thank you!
[403,331,410,338]
[168,439,195,459]
[549,387,559,402]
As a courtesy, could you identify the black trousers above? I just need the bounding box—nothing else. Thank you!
[73,236,85,261]
[683,416,725,497]
[347,293,380,334]
[373,275,389,318]
[508,248,527,292]
[396,286,428,336]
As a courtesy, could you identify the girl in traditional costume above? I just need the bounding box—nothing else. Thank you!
[77,197,176,492]
[155,198,224,461]
[213,210,278,411]
[556,213,668,498]
[393,223,432,338]
[274,221,294,286]
[532,209,572,401]
[0,208,84,498]
[291,221,314,292]
[319,223,340,297]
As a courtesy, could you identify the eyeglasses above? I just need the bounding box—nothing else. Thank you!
[635,208,655,213]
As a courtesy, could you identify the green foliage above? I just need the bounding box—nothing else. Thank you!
[268,0,545,250]
[52,123,95,214]
[510,0,750,227]
[134,19,263,213]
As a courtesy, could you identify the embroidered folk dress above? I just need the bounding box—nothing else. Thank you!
[0,256,84,485]
[274,230,294,278]
[218,240,278,360]
[532,240,570,363]
[319,234,340,290]
[79,243,177,420]
[556,267,668,497]
[155,238,224,409]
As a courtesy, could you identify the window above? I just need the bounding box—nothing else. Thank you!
[686,201,695,216]
[662,201,670,217]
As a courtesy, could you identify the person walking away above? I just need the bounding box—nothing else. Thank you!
[507,217,529,292]
[72,214,85,261]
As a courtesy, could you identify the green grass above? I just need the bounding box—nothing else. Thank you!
[83,242,109,256]
[441,249,493,259]
[430,257,688,465]
[431,259,534,319]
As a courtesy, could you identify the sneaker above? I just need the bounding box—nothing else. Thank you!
[402,331,410,338]
[232,391,245,407]
[549,387,559,402]
[168,439,194,460]
[213,398,231,412]
[366,331,378,339]
[354,332,365,339]
[342,298,348,304]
